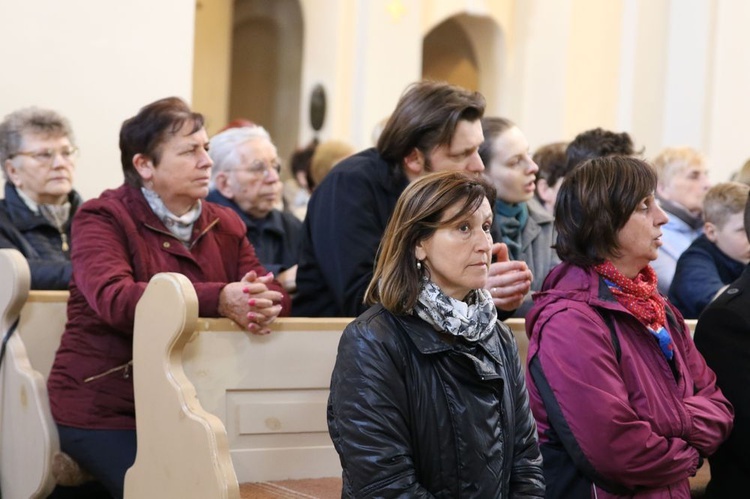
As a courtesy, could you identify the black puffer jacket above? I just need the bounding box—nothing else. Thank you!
[0,183,82,289]
[328,304,545,498]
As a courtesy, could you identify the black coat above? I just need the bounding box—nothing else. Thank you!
[328,304,545,498]
[0,183,82,289]
[293,148,408,317]
[205,190,302,276]
[694,266,750,498]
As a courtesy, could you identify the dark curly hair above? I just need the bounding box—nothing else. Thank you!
[565,127,636,174]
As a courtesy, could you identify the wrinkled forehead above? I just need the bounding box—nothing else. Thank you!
[238,136,278,160]
[439,195,491,226]
[20,130,71,147]
[663,157,707,181]
[161,121,207,146]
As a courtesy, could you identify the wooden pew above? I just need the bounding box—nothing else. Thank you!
[0,247,706,498]
[126,272,348,498]
[0,249,69,498]
[126,273,705,498]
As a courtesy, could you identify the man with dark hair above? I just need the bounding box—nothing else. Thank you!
[565,127,636,173]
[294,80,532,317]
[693,191,750,497]
[532,141,568,213]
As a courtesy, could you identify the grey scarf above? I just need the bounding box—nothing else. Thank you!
[413,279,497,342]
[141,187,202,245]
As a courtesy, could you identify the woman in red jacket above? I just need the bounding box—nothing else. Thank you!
[47,97,290,498]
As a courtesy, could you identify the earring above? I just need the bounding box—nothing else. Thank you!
[416,260,422,270]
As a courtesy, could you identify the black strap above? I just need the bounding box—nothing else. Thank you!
[0,317,20,369]
[530,353,635,496]
[600,311,621,363]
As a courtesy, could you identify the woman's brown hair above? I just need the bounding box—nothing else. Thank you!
[119,97,205,187]
[554,155,657,267]
[365,170,496,314]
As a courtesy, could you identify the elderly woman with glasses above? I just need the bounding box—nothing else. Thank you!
[207,125,302,292]
[46,97,291,499]
[0,107,82,289]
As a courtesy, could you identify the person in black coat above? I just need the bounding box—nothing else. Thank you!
[694,190,750,498]
[294,80,533,317]
[328,171,545,497]
[0,107,82,289]
[206,125,302,293]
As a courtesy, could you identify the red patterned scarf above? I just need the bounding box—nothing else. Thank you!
[593,261,666,332]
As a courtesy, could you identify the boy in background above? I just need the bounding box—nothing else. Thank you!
[669,182,750,318]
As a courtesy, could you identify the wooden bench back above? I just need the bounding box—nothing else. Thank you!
[0,250,700,499]
[0,248,59,499]
[125,272,240,498]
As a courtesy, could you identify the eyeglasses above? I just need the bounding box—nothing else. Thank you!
[231,159,282,179]
[9,146,79,165]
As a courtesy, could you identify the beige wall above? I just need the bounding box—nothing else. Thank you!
[708,0,750,181]
[193,0,233,135]
[2,0,747,201]
[0,0,196,201]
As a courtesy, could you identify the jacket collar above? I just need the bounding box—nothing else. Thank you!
[205,190,286,237]
[712,264,750,306]
[355,148,410,195]
[392,309,505,368]
[3,183,82,231]
[533,262,628,315]
[119,184,219,245]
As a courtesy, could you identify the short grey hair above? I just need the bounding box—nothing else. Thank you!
[208,125,274,189]
[0,107,75,179]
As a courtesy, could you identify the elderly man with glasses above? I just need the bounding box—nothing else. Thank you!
[0,107,83,289]
[207,125,302,293]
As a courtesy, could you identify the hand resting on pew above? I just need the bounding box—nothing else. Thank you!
[219,270,283,335]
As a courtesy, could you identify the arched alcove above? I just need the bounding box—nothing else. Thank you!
[230,0,303,168]
[422,17,479,90]
[421,13,504,113]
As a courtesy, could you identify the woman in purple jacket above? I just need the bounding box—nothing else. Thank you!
[526,155,733,498]
[47,97,290,498]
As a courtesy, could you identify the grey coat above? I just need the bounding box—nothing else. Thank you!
[493,198,559,318]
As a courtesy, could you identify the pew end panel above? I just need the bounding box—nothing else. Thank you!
[19,291,69,380]
[125,272,240,499]
[0,248,58,499]
[182,317,349,484]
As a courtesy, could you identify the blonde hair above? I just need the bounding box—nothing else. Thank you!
[310,140,354,188]
[703,181,750,227]
[651,146,706,186]
[733,157,750,186]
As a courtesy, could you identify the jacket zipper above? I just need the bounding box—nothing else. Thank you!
[84,360,132,383]
[60,231,69,252]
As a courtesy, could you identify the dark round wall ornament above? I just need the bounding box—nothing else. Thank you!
[310,84,326,132]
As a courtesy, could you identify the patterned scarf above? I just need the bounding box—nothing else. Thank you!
[495,199,529,260]
[17,188,72,251]
[594,260,674,360]
[413,279,497,342]
[141,187,202,245]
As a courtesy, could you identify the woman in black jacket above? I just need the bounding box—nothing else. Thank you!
[327,170,544,498]
[0,107,82,289]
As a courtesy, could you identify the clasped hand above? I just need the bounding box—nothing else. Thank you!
[218,271,283,335]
